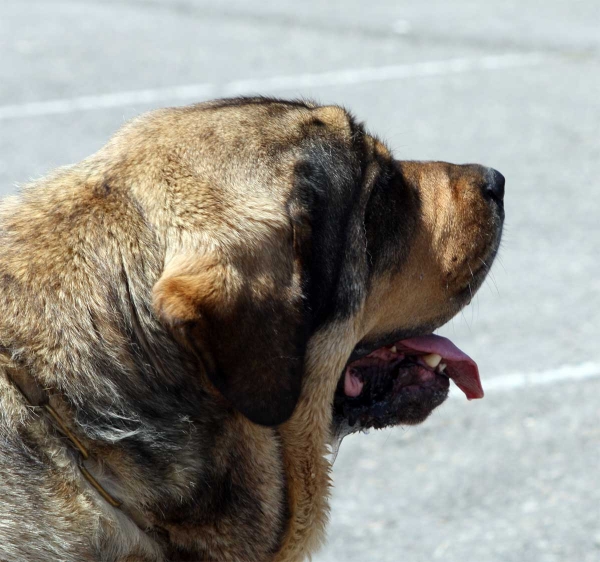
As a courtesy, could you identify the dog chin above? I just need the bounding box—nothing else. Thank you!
[332,358,450,436]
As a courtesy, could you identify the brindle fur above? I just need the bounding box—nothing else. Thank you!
[0,98,503,561]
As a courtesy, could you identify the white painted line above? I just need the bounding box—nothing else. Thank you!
[0,53,547,121]
[449,361,600,398]
[0,84,217,121]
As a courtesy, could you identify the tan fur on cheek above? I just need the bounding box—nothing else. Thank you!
[361,231,452,340]
[362,161,501,343]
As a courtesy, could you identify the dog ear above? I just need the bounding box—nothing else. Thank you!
[153,238,309,426]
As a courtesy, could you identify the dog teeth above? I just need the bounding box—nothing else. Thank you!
[423,353,442,368]
[438,363,447,374]
[390,346,398,353]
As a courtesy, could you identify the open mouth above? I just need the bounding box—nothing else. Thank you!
[333,335,482,433]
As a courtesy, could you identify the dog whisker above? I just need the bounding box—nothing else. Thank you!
[479,257,500,295]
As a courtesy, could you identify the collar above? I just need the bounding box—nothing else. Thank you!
[6,364,123,508]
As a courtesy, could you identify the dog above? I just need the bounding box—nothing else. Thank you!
[0,97,504,561]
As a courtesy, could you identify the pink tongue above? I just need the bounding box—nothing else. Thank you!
[397,335,484,400]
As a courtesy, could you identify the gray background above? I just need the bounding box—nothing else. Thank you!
[1,1,599,560]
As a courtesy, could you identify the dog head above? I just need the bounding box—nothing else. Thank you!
[137,98,504,429]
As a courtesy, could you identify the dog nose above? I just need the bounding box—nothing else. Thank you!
[483,168,505,203]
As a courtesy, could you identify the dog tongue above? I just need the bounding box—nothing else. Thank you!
[397,335,484,400]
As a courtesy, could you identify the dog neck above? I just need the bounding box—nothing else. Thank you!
[4,362,155,528]
[274,322,359,562]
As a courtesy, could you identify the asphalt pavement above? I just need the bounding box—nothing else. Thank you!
[1,1,599,560]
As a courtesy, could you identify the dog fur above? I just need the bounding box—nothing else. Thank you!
[0,98,503,561]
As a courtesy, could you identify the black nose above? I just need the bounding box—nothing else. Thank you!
[483,168,505,203]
